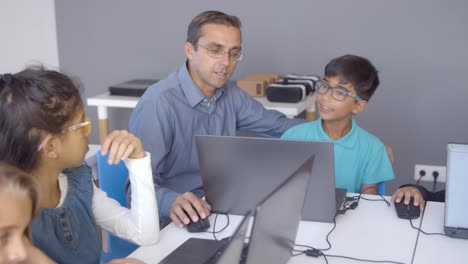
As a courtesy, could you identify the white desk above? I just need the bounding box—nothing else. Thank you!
[87,92,316,143]
[128,195,421,264]
[413,201,468,264]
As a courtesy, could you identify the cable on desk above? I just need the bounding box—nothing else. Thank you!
[204,211,230,240]
[322,253,406,264]
[292,247,407,264]
[357,186,391,206]
[409,219,446,236]
[291,187,406,264]
[291,248,328,263]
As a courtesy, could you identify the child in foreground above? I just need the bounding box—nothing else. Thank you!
[0,67,159,263]
[0,161,55,264]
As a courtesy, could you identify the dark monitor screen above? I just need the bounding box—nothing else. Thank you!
[196,135,336,222]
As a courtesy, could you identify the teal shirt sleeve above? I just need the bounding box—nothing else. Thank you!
[361,142,395,185]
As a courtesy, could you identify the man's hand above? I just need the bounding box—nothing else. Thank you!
[170,192,211,228]
[391,186,425,207]
[101,130,146,164]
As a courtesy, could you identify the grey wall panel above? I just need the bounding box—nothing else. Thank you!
[55,0,468,194]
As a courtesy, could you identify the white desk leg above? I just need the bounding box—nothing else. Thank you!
[305,94,317,120]
[97,106,109,144]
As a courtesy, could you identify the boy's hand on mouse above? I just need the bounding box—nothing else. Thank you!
[391,186,425,207]
[170,192,211,228]
[101,130,146,164]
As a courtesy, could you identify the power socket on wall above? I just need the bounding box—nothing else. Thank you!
[414,164,446,183]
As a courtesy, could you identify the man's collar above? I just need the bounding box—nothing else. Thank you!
[177,63,225,108]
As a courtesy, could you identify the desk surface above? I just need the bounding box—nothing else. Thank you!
[128,195,424,264]
[413,201,468,264]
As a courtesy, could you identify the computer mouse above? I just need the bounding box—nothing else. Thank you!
[186,217,210,233]
[394,197,421,219]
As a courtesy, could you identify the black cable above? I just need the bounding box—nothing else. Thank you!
[359,196,391,206]
[409,219,446,236]
[292,247,405,264]
[416,170,425,185]
[291,248,328,263]
[359,186,390,205]
[204,211,230,240]
[321,214,337,251]
[323,253,406,264]
[290,187,404,264]
[432,171,439,193]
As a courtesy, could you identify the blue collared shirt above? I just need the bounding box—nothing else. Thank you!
[129,63,305,219]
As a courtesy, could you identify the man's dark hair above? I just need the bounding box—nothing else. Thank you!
[187,10,241,48]
[324,54,380,101]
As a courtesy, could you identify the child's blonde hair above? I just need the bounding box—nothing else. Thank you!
[0,161,40,218]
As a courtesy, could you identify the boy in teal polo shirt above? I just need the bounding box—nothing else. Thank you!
[282,54,394,194]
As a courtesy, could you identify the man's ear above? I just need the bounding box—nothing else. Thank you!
[352,100,368,115]
[184,42,195,60]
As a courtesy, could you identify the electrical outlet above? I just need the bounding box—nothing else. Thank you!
[414,164,446,183]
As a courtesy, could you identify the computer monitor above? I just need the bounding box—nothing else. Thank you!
[210,212,251,264]
[158,211,252,264]
[444,143,468,239]
[195,135,340,222]
[245,156,314,264]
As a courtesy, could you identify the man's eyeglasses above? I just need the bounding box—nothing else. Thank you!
[37,116,92,151]
[196,44,244,61]
[315,81,362,102]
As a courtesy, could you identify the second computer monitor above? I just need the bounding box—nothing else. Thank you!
[246,156,314,264]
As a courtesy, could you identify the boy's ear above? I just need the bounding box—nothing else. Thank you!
[184,42,195,60]
[352,100,368,115]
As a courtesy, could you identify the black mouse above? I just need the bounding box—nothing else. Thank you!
[186,217,210,233]
[395,197,421,219]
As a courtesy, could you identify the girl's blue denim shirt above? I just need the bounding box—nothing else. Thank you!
[30,164,101,264]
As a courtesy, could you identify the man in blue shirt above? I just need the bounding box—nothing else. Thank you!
[129,11,305,227]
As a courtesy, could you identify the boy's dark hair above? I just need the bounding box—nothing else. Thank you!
[324,54,379,101]
[0,66,82,171]
[187,10,242,48]
[0,161,39,218]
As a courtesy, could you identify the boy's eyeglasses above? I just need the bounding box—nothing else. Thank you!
[37,116,92,151]
[196,44,244,62]
[315,81,362,102]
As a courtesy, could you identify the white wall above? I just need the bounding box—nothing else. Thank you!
[0,0,59,73]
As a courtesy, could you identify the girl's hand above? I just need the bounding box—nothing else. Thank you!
[101,130,145,164]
